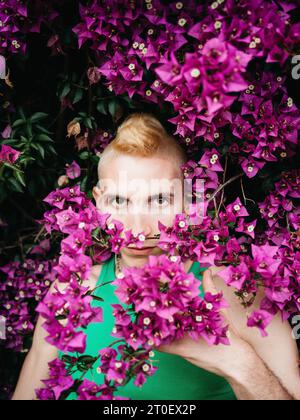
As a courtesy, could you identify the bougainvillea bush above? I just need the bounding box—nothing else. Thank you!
[0,0,300,400]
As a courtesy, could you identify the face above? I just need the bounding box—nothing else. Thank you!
[92,153,185,262]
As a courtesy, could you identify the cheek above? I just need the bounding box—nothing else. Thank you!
[155,213,176,228]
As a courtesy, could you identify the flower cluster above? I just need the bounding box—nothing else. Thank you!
[1,0,299,401]
[0,0,59,55]
[36,279,103,353]
[98,345,157,391]
[217,169,300,330]
[111,254,229,349]
[36,355,130,400]
[0,252,54,352]
[35,358,74,400]
[230,70,300,178]
[71,0,300,179]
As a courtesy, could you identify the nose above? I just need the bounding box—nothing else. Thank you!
[132,225,152,238]
[131,215,152,238]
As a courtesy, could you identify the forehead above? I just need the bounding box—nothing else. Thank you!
[99,153,183,195]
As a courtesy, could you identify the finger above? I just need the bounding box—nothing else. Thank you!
[202,269,232,325]
[202,269,219,295]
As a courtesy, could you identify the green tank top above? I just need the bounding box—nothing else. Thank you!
[58,255,236,400]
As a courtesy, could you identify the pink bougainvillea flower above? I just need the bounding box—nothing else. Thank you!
[0,144,20,164]
[218,262,252,291]
[35,358,74,400]
[66,160,81,179]
[247,310,274,337]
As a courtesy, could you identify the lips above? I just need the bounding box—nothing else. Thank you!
[128,246,155,250]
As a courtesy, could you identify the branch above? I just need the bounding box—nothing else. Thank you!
[208,172,244,204]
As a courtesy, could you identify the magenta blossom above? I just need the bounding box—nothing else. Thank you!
[0,144,20,164]
[247,310,274,337]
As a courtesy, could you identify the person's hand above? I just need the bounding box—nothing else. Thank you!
[155,269,255,379]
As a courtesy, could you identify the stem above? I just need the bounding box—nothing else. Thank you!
[213,197,218,219]
[217,156,228,215]
[34,225,46,243]
[240,178,256,206]
[208,172,244,204]
[286,214,291,233]
[64,338,125,399]
[88,280,114,296]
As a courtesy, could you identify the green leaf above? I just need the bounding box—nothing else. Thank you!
[1,138,19,146]
[91,295,104,302]
[36,124,53,135]
[19,156,35,166]
[77,364,89,373]
[18,108,26,120]
[79,151,89,160]
[12,119,26,129]
[26,122,33,138]
[3,161,22,172]
[55,315,67,321]
[108,99,117,117]
[47,145,58,155]
[73,88,83,104]
[60,83,71,99]
[35,143,45,159]
[77,355,97,364]
[80,175,88,192]
[36,134,54,143]
[30,143,39,151]
[96,101,108,115]
[84,118,93,129]
[14,170,26,187]
[7,177,23,193]
[62,355,76,364]
[30,112,48,123]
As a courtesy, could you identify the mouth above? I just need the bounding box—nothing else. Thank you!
[126,246,156,254]
[128,246,155,250]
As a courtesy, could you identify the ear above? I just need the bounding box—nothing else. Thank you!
[92,183,102,203]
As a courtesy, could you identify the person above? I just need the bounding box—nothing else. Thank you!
[12,113,300,400]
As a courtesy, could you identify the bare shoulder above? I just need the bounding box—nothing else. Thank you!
[85,264,103,288]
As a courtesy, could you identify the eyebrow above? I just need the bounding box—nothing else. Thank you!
[103,192,175,201]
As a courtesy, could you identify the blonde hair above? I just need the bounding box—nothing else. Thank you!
[97,112,187,177]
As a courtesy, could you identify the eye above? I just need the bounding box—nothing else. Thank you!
[109,195,128,207]
[151,194,171,207]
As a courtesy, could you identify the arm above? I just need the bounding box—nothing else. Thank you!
[212,269,300,400]
[223,341,294,400]
[12,264,102,400]
[11,312,58,400]
[156,269,299,400]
